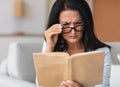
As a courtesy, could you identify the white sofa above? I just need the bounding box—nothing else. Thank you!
[0,42,120,87]
[0,42,43,87]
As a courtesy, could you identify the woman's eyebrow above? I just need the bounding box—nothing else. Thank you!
[61,22,70,25]
[74,20,83,23]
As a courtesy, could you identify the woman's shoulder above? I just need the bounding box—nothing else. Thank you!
[95,47,111,54]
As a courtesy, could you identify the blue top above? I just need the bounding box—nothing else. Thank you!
[37,41,111,87]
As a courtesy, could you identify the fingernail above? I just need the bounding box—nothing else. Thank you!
[61,82,63,85]
[59,24,62,29]
[59,29,62,33]
[62,81,66,83]
[67,80,70,83]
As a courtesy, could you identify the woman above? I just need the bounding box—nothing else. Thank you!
[42,0,111,87]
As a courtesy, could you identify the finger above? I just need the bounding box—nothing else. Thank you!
[66,80,74,87]
[51,24,62,29]
[45,30,59,41]
[60,80,74,87]
[45,28,61,37]
[49,24,62,31]
[60,82,66,87]
[44,29,59,38]
[45,28,60,34]
[47,24,62,33]
[66,80,82,87]
[60,81,68,87]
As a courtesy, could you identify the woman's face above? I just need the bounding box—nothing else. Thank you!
[59,10,84,44]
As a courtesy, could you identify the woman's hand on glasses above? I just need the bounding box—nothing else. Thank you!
[44,24,62,52]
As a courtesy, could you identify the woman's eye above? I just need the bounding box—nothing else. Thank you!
[75,21,83,26]
[78,21,83,24]
[62,23,70,27]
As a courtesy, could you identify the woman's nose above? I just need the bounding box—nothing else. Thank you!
[71,28,76,34]
[70,24,76,33]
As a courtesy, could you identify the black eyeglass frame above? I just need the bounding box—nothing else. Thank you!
[61,24,84,34]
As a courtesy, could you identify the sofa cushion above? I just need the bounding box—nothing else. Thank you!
[110,65,120,87]
[7,42,43,83]
[0,74,36,87]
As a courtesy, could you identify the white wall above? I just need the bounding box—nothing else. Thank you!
[0,0,47,35]
[0,0,48,64]
[0,0,93,35]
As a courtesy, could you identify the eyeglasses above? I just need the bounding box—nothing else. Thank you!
[61,23,84,33]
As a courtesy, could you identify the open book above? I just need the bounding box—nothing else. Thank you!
[33,51,104,87]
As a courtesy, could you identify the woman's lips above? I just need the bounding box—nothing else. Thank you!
[69,36,77,39]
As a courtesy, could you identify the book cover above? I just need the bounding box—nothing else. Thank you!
[33,51,104,87]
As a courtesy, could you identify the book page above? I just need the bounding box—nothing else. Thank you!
[69,51,104,87]
[33,52,69,87]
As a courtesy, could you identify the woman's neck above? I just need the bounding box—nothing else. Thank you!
[67,42,84,55]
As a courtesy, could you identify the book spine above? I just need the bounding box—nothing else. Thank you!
[66,58,72,80]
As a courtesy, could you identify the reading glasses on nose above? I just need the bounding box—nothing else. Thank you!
[61,24,84,33]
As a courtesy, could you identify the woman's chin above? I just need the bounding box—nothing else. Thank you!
[67,39,79,44]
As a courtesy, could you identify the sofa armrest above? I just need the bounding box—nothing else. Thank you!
[7,42,43,83]
[0,74,36,87]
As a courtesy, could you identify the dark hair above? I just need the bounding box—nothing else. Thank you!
[46,0,111,52]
